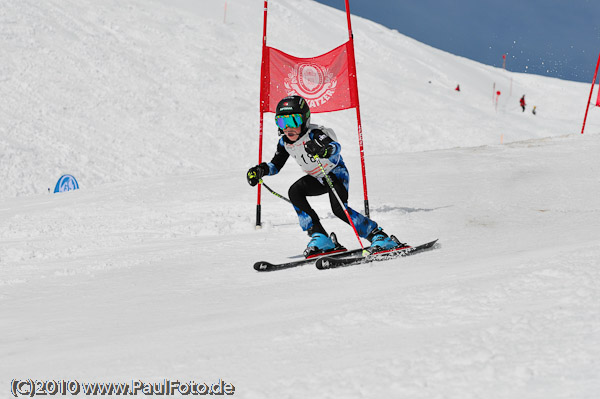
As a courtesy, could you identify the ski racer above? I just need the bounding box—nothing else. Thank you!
[246,95,402,258]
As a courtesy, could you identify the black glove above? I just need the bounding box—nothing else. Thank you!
[246,163,269,186]
[305,139,333,158]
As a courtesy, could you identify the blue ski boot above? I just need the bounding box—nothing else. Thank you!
[367,227,405,252]
[304,232,336,258]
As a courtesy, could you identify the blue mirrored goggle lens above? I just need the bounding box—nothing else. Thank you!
[275,114,303,130]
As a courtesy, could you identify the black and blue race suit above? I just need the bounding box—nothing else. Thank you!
[263,124,378,237]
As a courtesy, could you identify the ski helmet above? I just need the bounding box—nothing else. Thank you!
[275,95,311,134]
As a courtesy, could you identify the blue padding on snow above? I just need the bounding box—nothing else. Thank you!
[54,174,79,193]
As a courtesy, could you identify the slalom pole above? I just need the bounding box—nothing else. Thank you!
[344,0,370,218]
[256,0,270,228]
[581,51,600,134]
[259,179,291,204]
[312,155,367,254]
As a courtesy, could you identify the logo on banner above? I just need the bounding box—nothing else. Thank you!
[284,63,337,109]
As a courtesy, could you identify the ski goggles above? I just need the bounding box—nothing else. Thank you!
[275,114,303,130]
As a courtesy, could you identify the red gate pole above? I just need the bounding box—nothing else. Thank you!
[256,0,269,227]
[344,0,370,218]
[581,52,600,135]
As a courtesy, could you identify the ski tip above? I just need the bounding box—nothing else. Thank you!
[253,261,272,271]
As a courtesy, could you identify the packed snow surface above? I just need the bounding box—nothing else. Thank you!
[1,0,599,398]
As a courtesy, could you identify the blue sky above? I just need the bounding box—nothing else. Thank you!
[314,0,600,83]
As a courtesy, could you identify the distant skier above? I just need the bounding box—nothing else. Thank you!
[455,84,460,92]
[246,95,402,257]
[532,106,537,115]
[520,95,526,112]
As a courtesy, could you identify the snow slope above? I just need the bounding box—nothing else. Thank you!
[2,0,600,398]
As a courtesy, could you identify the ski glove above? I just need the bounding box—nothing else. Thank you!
[247,162,270,186]
[305,139,333,159]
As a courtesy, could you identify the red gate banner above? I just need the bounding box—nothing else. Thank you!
[260,41,358,114]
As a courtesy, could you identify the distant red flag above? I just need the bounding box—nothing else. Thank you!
[260,41,358,113]
[596,85,600,107]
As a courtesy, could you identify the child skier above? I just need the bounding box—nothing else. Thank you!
[246,95,402,258]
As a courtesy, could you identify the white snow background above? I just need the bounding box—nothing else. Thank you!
[1,0,600,397]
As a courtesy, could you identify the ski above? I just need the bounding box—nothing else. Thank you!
[315,239,438,270]
[253,247,365,272]
[253,232,357,272]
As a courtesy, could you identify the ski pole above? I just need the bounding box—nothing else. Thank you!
[312,155,367,254]
[259,179,291,204]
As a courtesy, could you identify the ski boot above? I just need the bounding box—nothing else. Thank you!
[366,227,407,253]
[304,232,346,258]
